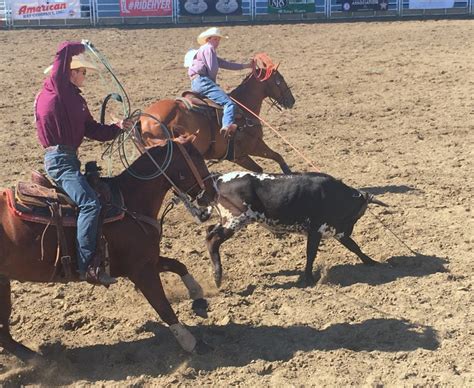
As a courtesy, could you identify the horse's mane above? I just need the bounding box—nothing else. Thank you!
[231,72,255,96]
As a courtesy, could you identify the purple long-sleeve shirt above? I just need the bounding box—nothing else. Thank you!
[188,42,246,83]
[35,41,119,149]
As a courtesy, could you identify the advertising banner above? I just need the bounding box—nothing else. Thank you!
[11,0,80,19]
[179,0,242,16]
[341,0,388,11]
[409,0,454,8]
[120,0,172,16]
[268,0,315,13]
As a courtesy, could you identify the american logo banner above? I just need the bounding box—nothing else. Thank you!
[120,0,172,16]
[11,0,81,19]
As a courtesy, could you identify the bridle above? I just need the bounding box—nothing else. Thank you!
[154,140,217,222]
[266,71,294,111]
[172,141,217,211]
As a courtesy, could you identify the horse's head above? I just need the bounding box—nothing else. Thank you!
[263,68,295,110]
[251,54,295,110]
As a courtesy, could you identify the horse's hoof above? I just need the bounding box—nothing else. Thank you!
[6,343,41,364]
[281,163,292,175]
[193,339,213,355]
[192,298,209,318]
[198,208,212,222]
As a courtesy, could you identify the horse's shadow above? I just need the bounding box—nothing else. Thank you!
[32,317,438,384]
[266,254,448,289]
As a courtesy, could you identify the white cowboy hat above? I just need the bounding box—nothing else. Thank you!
[197,27,227,46]
[43,53,98,75]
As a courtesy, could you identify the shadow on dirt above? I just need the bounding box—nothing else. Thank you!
[266,254,448,289]
[10,317,437,385]
[360,185,418,195]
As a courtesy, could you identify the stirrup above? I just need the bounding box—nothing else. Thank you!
[81,266,117,287]
[220,124,238,138]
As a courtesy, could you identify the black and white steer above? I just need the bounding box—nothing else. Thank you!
[206,171,388,287]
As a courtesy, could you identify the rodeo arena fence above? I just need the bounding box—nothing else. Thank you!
[0,0,472,28]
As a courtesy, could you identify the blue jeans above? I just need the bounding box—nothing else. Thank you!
[44,146,101,272]
[191,75,236,129]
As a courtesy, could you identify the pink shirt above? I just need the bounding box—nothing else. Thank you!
[35,41,119,149]
[188,42,246,82]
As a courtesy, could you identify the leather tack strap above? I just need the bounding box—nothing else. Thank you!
[175,142,205,191]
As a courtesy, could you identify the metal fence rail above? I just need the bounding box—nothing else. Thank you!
[2,0,472,28]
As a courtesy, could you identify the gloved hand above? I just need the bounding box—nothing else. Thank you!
[117,117,134,131]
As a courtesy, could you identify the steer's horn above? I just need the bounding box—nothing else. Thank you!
[368,194,389,207]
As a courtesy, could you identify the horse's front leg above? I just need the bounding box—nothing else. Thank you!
[0,275,38,361]
[249,138,292,174]
[206,223,235,288]
[157,256,208,318]
[233,155,264,173]
[130,260,210,354]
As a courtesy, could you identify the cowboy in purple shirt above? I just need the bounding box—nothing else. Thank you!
[35,41,132,286]
[188,27,252,138]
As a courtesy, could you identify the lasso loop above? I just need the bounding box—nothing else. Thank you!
[83,41,131,119]
[252,53,277,82]
[102,109,174,181]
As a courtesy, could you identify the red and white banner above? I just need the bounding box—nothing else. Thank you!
[11,0,81,19]
[409,0,454,8]
[120,0,172,16]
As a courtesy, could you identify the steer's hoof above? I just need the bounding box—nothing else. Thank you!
[192,298,209,318]
[301,271,320,287]
[194,339,213,355]
[304,276,316,287]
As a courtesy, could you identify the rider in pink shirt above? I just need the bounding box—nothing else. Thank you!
[188,27,252,138]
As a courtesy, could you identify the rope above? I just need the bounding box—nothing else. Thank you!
[252,53,276,82]
[231,96,321,172]
[232,92,418,257]
[83,42,131,118]
[367,209,419,256]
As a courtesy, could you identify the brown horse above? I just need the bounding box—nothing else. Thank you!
[140,59,295,174]
[0,139,217,361]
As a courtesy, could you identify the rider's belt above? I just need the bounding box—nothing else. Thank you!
[190,74,200,81]
[44,145,78,154]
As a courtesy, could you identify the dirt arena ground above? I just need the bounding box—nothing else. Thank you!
[0,19,472,386]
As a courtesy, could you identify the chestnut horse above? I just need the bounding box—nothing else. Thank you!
[140,59,295,174]
[0,140,217,361]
